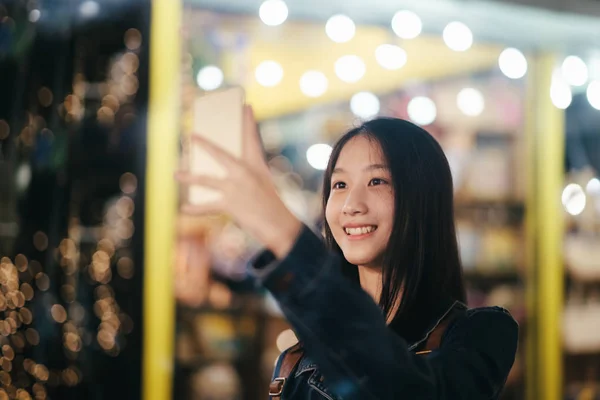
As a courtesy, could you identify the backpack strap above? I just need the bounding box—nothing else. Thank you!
[416,306,465,355]
[269,342,304,398]
[269,306,465,396]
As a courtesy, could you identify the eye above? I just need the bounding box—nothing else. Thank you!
[369,178,388,186]
[332,181,346,189]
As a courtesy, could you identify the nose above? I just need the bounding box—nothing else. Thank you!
[342,186,368,215]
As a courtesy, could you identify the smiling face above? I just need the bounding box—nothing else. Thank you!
[324,135,394,269]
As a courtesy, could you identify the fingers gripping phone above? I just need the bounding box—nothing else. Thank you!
[189,87,245,205]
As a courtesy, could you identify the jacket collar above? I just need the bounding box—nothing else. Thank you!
[406,299,467,351]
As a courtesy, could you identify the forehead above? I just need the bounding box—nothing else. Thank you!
[335,135,385,166]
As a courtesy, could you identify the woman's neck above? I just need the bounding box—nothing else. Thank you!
[358,265,382,303]
[358,265,401,324]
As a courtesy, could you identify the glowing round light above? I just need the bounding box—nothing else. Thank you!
[79,1,100,17]
[562,184,586,216]
[299,70,328,98]
[498,48,528,79]
[325,14,356,43]
[350,92,380,119]
[259,0,288,26]
[375,44,407,70]
[255,61,284,87]
[586,80,600,110]
[306,144,333,170]
[391,10,422,39]
[407,96,437,126]
[29,9,41,22]
[550,80,572,109]
[443,22,473,52]
[587,178,600,195]
[196,66,224,91]
[334,55,366,83]
[562,56,588,87]
[457,88,485,117]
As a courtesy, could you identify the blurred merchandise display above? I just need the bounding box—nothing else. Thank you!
[562,108,600,394]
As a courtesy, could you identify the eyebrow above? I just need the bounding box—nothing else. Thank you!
[332,164,389,174]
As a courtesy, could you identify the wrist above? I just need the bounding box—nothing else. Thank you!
[265,213,303,260]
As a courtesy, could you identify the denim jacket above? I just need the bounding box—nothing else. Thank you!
[252,225,519,400]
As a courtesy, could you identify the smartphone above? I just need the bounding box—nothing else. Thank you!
[189,87,245,205]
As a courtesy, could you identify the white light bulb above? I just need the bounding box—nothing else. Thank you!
[306,144,333,170]
[259,0,288,26]
[562,56,588,87]
[255,61,284,87]
[79,0,100,17]
[589,58,600,80]
[196,65,224,91]
[550,79,572,109]
[587,177,600,195]
[391,10,422,39]
[334,55,365,83]
[407,96,437,126]
[375,44,407,70]
[325,14,355,43]
[457,88,485,117]
[562,184,586,216]
[350,92,380,119]
[443,22,473,52]
[299,71,328,98]
[586,80,600,110]
[498,48,528,79]
[29,9,41,22]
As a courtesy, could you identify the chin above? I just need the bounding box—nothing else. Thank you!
[342,251,378,267]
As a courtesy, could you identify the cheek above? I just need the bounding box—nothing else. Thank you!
[377,191,395,216]
[324,201,336,227]
[325,197,343,229]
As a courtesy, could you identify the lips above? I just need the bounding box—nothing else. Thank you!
[344,225,378,236]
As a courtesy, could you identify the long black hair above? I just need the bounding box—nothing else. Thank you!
[321,118,466,339]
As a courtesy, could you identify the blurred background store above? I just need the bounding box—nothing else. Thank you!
[0,0,599,399]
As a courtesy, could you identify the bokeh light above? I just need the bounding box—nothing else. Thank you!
[562,56,588,87]
[334,55,365,83]
[196,66,224,91]
[562,183,586,215]
[255,61,284,87]
[456,88,485,116]
[306,144,333,171]
[391,10,422,39]
[325,14,355,43]
[550,78,572,109]
[586,80,600,110]
[350,92,380,119]
[443,22,473,52]
[375,44,407,70]
[407,96,437,126]
[499,48,528,79]
[259,0,288,26]
[299,71,328,98]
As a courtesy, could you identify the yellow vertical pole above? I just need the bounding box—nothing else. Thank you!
[524,52,539,400]
[525,53,565,400]
[143,0,181,399]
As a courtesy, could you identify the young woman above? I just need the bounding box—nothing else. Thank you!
[176,106,519,400]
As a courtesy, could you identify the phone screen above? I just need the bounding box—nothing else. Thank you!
[189,87,245,205]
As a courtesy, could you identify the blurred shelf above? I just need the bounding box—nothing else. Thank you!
[455,201,525,226]
[177,355,240,369]
[463,269,522,286]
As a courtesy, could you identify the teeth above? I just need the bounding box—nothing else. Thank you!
[345,226,376,235]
